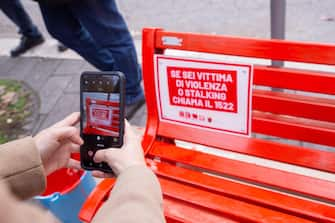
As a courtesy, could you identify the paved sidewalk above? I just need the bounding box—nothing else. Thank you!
[0,56,147,135]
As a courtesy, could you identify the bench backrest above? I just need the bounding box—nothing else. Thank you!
[142,28,335,176]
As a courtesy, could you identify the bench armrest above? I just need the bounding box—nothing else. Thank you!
[79,178,115,223]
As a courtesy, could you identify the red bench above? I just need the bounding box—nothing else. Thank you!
[79,28,335,222]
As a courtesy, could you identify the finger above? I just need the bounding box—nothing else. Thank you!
[53,127,83,145]
[91,170,114,178]
[123,119,133,140]
[93,150,108,163]
[125,119,130,126]
[58,141,81,156]
[67,159,81,170]
[53,112,80,128]
[67,142,80,153]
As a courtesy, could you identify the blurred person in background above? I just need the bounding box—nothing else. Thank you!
[0,0,44,57]
[36,0,145,119]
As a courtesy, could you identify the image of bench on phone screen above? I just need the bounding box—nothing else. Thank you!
[83,96,120,137]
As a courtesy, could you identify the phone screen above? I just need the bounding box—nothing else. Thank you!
[80,72,125,172]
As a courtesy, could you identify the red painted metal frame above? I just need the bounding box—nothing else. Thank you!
[79,28,335,222]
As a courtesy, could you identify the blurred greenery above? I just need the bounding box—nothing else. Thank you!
[0,80,31,143]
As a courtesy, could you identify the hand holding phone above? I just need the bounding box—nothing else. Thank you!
[80,71,125,173]
[92,120,146,177]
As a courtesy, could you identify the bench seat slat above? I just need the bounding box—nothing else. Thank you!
[253,111,335,147]
[253,89,335,123]
[164,197,239,223]
[158,122,335,173]
[254,66,335,94]
[148,159,335,222]
[150,142,335,203]
[156,31,335,65]
[159,177,317,223]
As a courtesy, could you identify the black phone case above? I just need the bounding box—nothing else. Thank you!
[80,71,125,173]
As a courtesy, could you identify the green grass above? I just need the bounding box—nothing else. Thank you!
[0,79,21,92]
[8,94,27,111]
[0,80,31,143]
[0,134,8,144]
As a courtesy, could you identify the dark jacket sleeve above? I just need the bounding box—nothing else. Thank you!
[0,137,46,200]
[33,0,73,6]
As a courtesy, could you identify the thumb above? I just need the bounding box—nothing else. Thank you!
[52,126,83,145]
[53,112,80,128]
[94,150,109,163]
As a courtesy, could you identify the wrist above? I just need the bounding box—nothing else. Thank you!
[112,161,146,176]
[115,163,147,177]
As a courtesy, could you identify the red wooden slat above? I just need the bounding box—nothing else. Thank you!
[164,197,239,223]
[159,177,317,223]
[157,121,335,173]
[148,159,335,222]
[254,66,335,94]
[156,31,335,65]
[79,178,115,223]
[150,142,335,203]
[252,111,335,147]
[253,89,335,123]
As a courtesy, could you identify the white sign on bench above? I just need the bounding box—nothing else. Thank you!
[155,55,253,136]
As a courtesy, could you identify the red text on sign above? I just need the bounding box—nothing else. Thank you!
[167,66,237,113]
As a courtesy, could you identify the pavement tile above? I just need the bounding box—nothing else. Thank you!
[0,56,8,66]
[39,76,72,114]
[31,114,47,135]
[39,93,79,130]
[0,57,21,76]
[24,58,62,91]
[64,72,81,94]
[4,57,40,80]
[54,59,86,75]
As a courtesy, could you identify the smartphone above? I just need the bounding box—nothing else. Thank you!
[80,71,125,173]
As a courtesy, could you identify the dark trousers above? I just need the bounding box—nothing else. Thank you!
[0,0,42,38]
[39,0,143,104]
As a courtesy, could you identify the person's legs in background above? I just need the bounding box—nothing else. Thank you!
[69,0,144,106]
[0,0,44,57]
[38,1,144,118]
[38,4,120,74]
